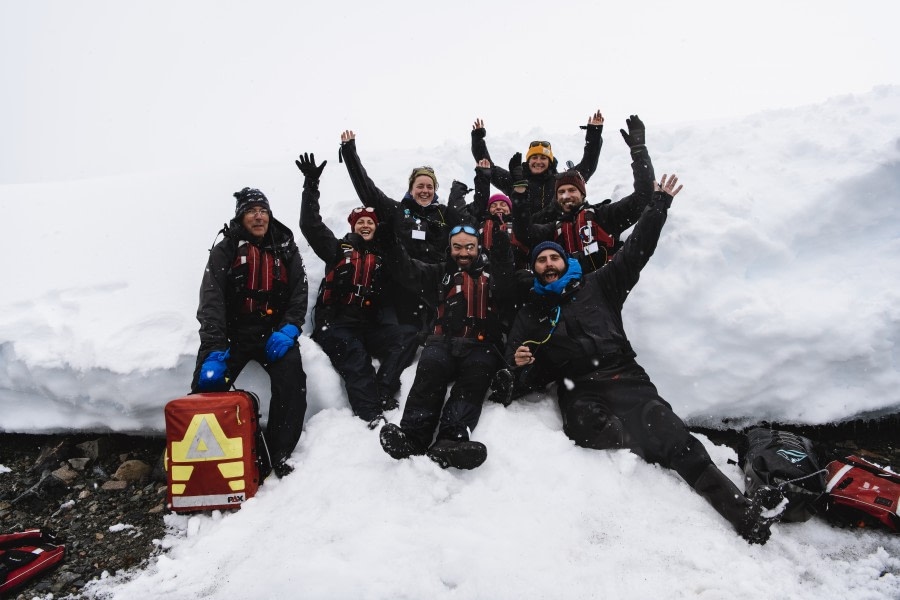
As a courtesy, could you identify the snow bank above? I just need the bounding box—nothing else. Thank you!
[1,88,899,432]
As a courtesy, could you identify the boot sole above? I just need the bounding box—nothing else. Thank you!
[427,442,487,470]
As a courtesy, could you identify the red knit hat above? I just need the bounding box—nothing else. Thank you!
[348,206,379,229]
[555,170,587,197]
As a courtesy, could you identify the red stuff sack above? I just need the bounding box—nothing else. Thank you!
[822,455,899,532]
[0,529,66,595]
[165,390,268,512]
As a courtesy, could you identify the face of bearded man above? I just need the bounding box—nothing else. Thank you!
[533,249,567,284]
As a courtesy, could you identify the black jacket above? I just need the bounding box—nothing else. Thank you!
[385,230,517,348]
[513,144,656,271]
[300,179,402,331]
[340,138,465,265]
[504,190,673,378]
[471,124,603,214]
[197,217,308,359]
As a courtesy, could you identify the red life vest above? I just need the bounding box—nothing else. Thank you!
[479,219,529,256]
[230,240,289,317]
[556,208,615,269]
[321,244,381,308]
[433,270,492,340]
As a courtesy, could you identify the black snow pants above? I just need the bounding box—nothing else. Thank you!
[191,343,307,468]
[399,336,499,449]
[313,322,418,421]
[558,358,712,487]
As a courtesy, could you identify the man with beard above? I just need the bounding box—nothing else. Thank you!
[193,187,308,478]
[505,175,786,544]
[513,115,656,273]
[378,224,515,470]
[297,153,418,429]
[470,110,605,215]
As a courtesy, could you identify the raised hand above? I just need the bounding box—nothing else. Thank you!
[509,152,527,188]
[295,152,327,180]
[340,130,355,143]
[472,118,486,140]
[588,110,604,126]
[655,174,683,197]
[619,115,645,147]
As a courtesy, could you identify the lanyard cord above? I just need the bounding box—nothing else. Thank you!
[522,305,561,347]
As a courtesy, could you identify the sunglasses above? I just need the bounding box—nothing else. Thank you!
[351,207,376,215]
[449,225,478,236]
[529,141,551,148]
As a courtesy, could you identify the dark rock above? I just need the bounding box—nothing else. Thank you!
[76,438,110,460]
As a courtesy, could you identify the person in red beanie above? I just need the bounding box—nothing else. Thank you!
[297,153,419,428]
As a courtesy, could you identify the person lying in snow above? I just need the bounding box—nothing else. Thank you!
[297,153,418,429]
[469,110,604,215]
[192,187,308,479]
[505,175,786,544]
[378,223,516,470]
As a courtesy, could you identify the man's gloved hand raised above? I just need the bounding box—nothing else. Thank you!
[619,115,645,148]
[265,324,300,362]
[198,349,230,390]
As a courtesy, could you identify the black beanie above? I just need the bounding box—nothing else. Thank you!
[234,187,271,218]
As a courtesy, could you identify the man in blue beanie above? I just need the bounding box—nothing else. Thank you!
[192,187,309,479]
[506,175,786,545]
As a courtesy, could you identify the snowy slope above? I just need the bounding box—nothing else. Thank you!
[83,400,900,600]
[1,88,898,432]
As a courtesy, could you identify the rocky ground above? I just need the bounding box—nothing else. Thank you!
[0,414,897,599]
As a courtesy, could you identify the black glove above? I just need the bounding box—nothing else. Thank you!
[491,225,511,257]
[295,152,327,180]
[619,115,645,148]
[509,152,527,188]
[471,127,486,140]
[449,180,473,210]
[488,369,514,407]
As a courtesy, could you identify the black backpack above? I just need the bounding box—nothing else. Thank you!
[738,428,827,522]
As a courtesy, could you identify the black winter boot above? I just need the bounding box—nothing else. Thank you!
[487,369,514,407]
[427,439,487,470]
[379,423,425,460]
[692,464,785,545]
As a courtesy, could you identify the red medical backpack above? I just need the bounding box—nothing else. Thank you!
[164,390,268,513]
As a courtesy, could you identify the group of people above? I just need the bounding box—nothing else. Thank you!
[189,112,786,544]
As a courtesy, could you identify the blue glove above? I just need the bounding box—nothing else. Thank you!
[198,349,230,390]
[265,324,299,362]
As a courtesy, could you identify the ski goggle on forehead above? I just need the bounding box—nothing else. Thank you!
[529,141,551,148]
[351,207,376,215]
[449,225,478,236]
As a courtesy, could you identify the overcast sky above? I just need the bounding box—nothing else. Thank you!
[2,0,899,184]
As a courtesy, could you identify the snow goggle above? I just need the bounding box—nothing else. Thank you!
[529,140,551,148]
[449,225,478,236]
[351,207,376,215]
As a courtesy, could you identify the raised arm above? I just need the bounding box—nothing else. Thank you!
[573,109,605,182]
[297,152,339,264]
[595,174,682,308]
[339,130,400,222]
[470,118,493,164]
[591,115,657,236]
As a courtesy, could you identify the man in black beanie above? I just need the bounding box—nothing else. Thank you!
[192,186,309,478]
